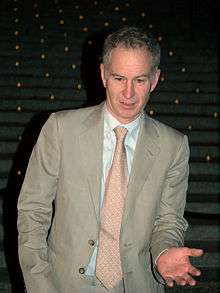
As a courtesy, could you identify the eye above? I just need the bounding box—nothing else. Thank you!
[114,76,124,82]
[136,78,146,84]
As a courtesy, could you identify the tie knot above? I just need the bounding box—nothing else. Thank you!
[114,126,128,142]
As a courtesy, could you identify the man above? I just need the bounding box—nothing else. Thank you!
[17,27,203,293]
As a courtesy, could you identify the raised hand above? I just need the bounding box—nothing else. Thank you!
[156,247,204,287]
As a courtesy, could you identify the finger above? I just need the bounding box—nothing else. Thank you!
[164,277,174,287]
[186,275,197,286]
[181,273,197,286]
[189,266,201,276]
[187,248,204,257]
[174,276,186,286]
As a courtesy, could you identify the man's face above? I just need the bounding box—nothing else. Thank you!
[100,46,160,124]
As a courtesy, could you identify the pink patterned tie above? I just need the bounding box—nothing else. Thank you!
[96,126,128,289]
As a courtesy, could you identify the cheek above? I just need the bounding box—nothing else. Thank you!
[136,87,149,99]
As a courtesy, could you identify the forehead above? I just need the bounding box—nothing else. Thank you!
[108,46,152,74]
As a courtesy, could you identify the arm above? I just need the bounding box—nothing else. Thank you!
[151,134,204,286]
[17,113,60,293]
[150,135,190,262]
[150,135,203,285]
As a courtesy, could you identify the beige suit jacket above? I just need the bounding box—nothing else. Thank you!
[17,102,189,293]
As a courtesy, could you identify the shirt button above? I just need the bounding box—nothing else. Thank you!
[79,267,85,274]
[88,239,95,246]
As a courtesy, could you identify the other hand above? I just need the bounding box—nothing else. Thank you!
[156,247,203,287]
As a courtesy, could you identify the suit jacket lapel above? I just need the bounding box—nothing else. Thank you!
[122,114,161,229]
[78,103,104,223]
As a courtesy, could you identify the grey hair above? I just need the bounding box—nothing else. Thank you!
[102,26,161,74]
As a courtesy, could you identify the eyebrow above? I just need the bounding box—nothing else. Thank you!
[111,73,149,78]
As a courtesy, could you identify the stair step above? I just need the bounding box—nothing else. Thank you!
[187,193,219,203]
[185,225,219,241]
[157,116,219,130]
[188,181,220,194]
[0,87,86,100]
[186,202,220,215]
[189,162,220,176]
[157,81,219,93]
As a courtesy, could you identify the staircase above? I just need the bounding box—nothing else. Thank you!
[0,0,219,292]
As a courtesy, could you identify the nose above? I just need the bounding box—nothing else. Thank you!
[122,80,135,99]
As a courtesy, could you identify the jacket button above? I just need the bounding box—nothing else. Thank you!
[79,267,85,274]
[88,239,95,246]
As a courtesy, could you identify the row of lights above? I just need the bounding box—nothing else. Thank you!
[14,103,219,120]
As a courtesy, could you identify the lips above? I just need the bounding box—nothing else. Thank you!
[121,101,135,108]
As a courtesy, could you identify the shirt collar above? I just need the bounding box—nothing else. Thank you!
[104,106,141,137]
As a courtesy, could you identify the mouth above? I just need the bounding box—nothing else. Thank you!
[121,101,135,108]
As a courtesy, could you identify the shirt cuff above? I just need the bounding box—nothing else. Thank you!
[155,248,169,266]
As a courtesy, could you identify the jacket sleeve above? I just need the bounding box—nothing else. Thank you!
[17,113,60,293]
[150,135,190,283]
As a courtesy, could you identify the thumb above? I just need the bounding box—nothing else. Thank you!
[188,248,204,257]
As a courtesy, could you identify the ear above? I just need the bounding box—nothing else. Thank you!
[100,63,106,88]
[150,69,161,92]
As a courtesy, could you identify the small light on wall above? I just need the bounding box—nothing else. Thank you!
[122,17,127,22]
[17,170,22,176]
[77,84,82,90]
[169,50,174,56]
[94,1,98,5]
[195,88,200,93]
[40,38,45,43]
[41,53,46,59]
[64,46,69,52]
[45,72,50,78]
[58,9,63,14]
[160,76,165,82]
[205,154,211,162]
[14,18,19,23]
[187,125,192,130]
[50,94,55,100]
[17,106,22,111]
[115,6,119,11]
[88,40,92,45]
[18,135,22,141]
[125,3,130,7]
[83,27,88,32]
[17,82,22,88]
[141,12,146,17]
[148,24,153,29]
[104,22,109,27]
[72,64,76,69]
[181,67,186,72]
[14,30,19,36]
[174,98,180,104]
[158,36,162,42]
[35,13,39,18]
[60,19,64,25]
[213,112,218,118]
[79,15,84,20]
[40,25,44,30]
[15,44,20,50]
[15,61,20,66]
[149,110,155,116]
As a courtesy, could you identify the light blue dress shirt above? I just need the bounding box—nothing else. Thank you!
[85,108,141,276]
